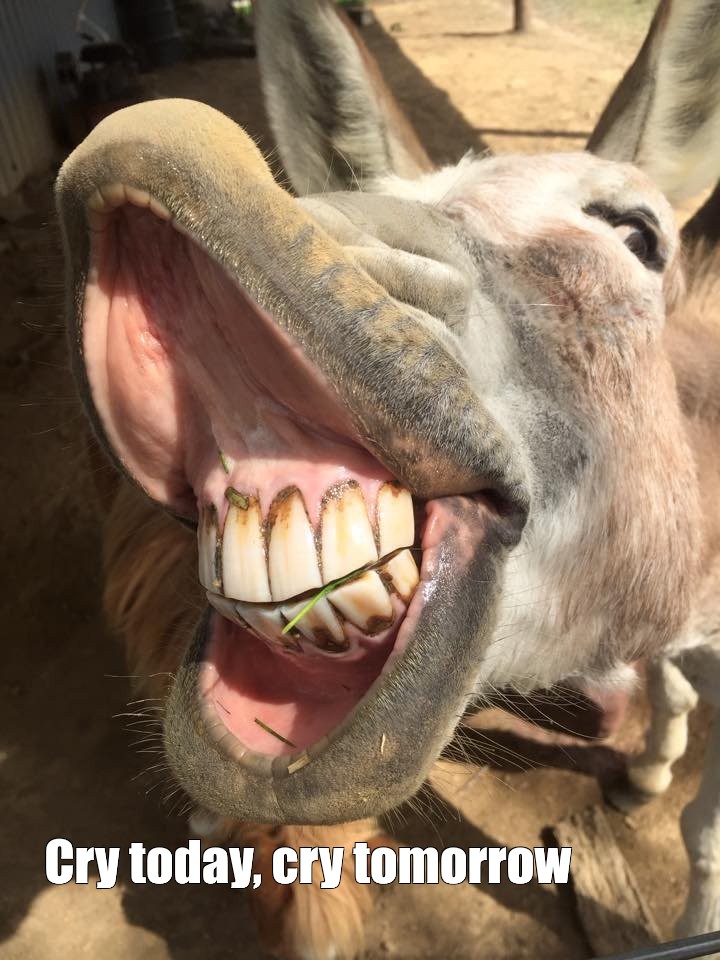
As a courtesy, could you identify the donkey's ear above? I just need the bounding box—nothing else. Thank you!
[254,0,432,195]
[587,0,720,204]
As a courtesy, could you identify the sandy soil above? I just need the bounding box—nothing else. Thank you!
[0,1,710,958]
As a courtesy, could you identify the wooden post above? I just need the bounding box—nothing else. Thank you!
[552,806,661,955]
[513,0,531,32]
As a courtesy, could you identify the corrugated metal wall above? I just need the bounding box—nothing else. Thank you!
[0,0,119,196]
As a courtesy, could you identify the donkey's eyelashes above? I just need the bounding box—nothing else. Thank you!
[583,201,666,271]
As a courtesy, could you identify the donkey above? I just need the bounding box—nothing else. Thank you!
[54,0,720,956]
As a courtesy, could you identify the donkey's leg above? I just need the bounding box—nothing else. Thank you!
[607,657,698,812]
[676,707,720,941]
[628,658,699,797]
[193,812,380,960]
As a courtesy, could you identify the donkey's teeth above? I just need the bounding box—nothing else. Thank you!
[207,593,243,625]
[281,597,348,651]
[235,602,287,646]
[380,549,420,603]
[200,480,418,621]
[198,505,221,592]
[377,483,415,558]
[268,489,323,601]
[321,484,377,583]
[221,497,272,602]
[329,570,394,633]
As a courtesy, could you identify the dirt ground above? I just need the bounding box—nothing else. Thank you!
[0,1,711,958]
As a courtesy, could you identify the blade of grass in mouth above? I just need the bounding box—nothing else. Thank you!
[279,545,415,635]
[281,567,366,634]
[254,717,296,747]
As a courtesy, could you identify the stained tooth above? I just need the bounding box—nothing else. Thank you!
[281,597,348,652]
[328,570,394,633]
[377,483,415,558]
[198,505,221,591]
[379,549,420,603]
[235,602,290,646]
[207,593,243,625]
[320,483,378,583]
[268,490,322,601]
[221,497,272,602]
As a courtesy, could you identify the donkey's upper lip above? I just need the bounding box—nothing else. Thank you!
[57,99,531,522]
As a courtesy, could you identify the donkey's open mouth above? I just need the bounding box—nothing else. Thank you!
[57,98,528,823]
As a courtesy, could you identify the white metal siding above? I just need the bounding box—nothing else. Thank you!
[0,0,119,196]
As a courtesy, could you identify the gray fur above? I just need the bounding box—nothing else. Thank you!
[588,0,720,203]
[255,0,431,193]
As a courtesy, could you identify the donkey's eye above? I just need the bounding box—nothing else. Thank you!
[584,203,664,271]
[613,219,658,265]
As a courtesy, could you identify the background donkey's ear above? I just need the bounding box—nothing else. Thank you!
[254,0,432,195]
[587,0,720,204]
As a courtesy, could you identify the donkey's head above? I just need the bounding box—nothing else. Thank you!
[56,0,719,823]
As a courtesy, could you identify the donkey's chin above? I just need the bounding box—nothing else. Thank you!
[164,492,506,824]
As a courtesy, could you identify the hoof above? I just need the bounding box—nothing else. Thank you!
[603,774,657,814]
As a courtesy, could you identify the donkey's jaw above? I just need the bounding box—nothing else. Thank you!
[89,205,503,819]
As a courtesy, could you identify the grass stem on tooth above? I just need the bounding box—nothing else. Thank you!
[281,566,368,634]
[225,486,249,509]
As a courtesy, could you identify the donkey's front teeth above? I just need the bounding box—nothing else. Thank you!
[268,489,323,601]
[199,505,221,592]
[379,549,420,603]
[222,496,272,602]
[235,602,292,649]
[328,570,394,633]
[208,550,420,654]
[321,483,378,581]
[377,483,415,558]
[281,597,348,651]
[200,480,418,618]
[208,593,243,625]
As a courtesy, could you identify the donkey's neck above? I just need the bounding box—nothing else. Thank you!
[666,255,720,567]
